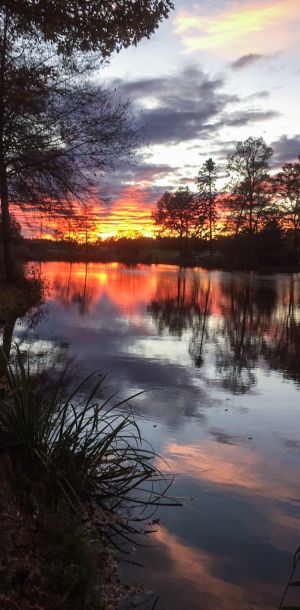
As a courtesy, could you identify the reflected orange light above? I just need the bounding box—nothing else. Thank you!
[42,261,158,315]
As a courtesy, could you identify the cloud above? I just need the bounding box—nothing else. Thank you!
[113,66,236,145]
[271,134,300,164]
[224,109,279,127]
[174,0,299,56]
[246,90,270,100]
[230,53,266,70]
[113,66,277,146]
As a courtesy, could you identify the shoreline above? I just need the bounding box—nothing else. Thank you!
[24,255,300,275]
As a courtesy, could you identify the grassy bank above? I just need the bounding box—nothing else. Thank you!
[0,348,174,609]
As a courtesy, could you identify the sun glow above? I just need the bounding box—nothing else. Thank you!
[12,186,157,241]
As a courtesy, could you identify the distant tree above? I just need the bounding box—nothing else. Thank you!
[152,187,198,257]
[71,202,100,258]
[275,157,300,262]
[195,158,218,244]
[0,0,174,281]
[226,137,273,235]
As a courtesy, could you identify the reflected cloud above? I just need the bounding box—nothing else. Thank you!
[148,525,277,610]
[163,439,300,502]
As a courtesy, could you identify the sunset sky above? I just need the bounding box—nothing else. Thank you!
[21,0,300,239]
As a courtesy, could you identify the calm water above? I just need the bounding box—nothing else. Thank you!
[3,262,300,609]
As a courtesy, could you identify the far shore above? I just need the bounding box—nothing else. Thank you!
[24,254,300,275]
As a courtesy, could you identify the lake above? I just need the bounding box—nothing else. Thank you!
[4,261,300,610]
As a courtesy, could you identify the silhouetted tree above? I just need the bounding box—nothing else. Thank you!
[275,157,300,262]
[152,187,198,257]
[226,137,273,236]
[195,158,218,244]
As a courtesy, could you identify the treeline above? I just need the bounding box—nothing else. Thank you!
[152,137,300,268]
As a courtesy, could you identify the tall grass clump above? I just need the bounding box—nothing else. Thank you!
[0,347,175,538]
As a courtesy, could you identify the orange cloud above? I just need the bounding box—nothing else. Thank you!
[12,186,157,240]
[99,186,155,238]
[174,0,299,55]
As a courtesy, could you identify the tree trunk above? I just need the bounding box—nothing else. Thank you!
[0,9,15,282]
[0,164,15,282]
[209,182,212,244]
[249,195,253,233]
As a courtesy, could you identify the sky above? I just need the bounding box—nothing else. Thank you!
[21,0,300,239]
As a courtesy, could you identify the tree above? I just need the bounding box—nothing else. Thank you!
[0,1,174,281]
[152,187,198,257]
[226,137,273,236]
[4,1,174,56]
[0,213,22,244]
[275,157,300,262]
[195,158,218,244]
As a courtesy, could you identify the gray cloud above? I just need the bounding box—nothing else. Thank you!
[230,54,266,70]
[225,109,279,127]
[98,159,179,207]
[247,90,270,100]
[111,65,279,147]
[112,66,238,145]
[271,134,300,165]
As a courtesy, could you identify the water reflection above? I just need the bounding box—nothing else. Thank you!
[148,269,300,391]
[9,262,300,610]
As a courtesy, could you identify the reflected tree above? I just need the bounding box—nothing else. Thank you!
[148,271,194,337]
[148,271,213,368]
[148,268,299,393]
[189,280,211,368]
[53,262,95,315]
[262,277,300,384]
[0,318,16,359]
[214,277,277,393]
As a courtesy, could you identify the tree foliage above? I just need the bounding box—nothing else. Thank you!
[226,137,273,235]
[195,158,218,243]
[1,0,174,55]
[275,157,300,261]
[152,187,199,256]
